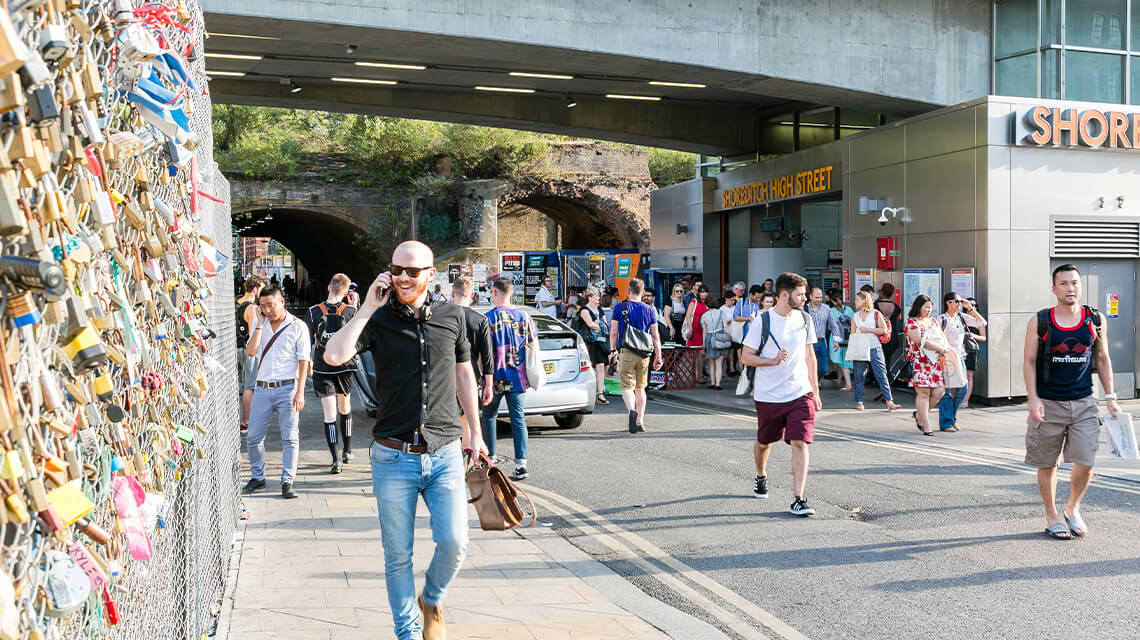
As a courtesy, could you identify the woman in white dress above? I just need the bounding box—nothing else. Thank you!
[848,290,901,411]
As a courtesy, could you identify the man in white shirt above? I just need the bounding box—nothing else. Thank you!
[243,285,311,499]
[741,272,822,517]
[534,275,561,317]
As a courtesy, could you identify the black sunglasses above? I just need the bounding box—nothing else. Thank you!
[390,264,430,277]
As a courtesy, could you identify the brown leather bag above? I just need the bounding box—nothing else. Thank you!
[466,452,536,531]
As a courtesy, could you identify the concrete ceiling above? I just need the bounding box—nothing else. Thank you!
[201,13,940,154]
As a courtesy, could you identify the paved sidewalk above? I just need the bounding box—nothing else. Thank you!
[650,380,1140,484]
[216,394,714,640]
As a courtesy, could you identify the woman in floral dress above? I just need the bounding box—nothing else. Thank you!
[905,294,952,436]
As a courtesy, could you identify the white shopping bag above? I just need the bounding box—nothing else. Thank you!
[1104,412,1139,460]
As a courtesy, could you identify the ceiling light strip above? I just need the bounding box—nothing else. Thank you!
[475,86,536,94]
[205,70,247,77]
[648,81,706,88]
[332,77,398,85]
[605,93,661,101]
[354,61,427,70]
[208,32,280,41]
[509,71,574,80]
[205,53,263,61]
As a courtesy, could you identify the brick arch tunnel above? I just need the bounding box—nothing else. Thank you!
[235,206,381,292]
[500,181,650,250]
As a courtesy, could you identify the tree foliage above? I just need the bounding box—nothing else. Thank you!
[212,105,698,188]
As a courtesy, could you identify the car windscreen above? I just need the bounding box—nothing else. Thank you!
[530,314,569,334]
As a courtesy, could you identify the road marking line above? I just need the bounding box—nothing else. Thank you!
[528,485,811,640]
[653,399,1140,497]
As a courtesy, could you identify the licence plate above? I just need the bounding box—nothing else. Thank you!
[543,362,555,374]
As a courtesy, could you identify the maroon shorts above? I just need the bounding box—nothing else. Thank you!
[755,394,816,445]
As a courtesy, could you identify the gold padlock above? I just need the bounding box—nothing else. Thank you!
[0,72,23,113]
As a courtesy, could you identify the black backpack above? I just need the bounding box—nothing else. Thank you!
[1035,305,1102,385]
[314,302,349,350]
[755,309,814,354]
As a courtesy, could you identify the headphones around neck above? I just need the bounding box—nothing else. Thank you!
[391,297,433,323]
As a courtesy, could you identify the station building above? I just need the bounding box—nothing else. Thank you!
[651,1,1140,400]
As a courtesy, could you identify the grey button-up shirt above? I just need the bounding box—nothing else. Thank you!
[806,303,838,344]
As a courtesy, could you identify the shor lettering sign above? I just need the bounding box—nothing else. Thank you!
[718,166,835,210]
[1016,105,1140,150]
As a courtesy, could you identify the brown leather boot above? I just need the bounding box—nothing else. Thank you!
[418,594,446,640]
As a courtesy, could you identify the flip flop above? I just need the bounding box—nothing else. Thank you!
[1065,511,1088,537]
[1044,523,1072,540]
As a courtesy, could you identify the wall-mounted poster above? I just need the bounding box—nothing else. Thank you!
[903,268,942,309]
[854,269,875,296]
[500,252,526,305]
[950,268,975,300]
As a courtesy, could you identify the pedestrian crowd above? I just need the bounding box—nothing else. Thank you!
[234,242,1121,638]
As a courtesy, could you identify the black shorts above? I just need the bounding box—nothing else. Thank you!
[586,340,610,366]
[313,372,353,398]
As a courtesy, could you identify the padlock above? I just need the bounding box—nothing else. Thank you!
[0,73,22,113]
[0,172,27,237]
[0,479,28,524]
[0,256,67,298]
[8,292,40,328]
[61,326,106,372]
[16,52,49,90]
[0,12,28,77]
[41,550,91,617]
[73,517,109,546]
[27,86,61,126]
[92,369,113,402]
[39,371,64,412]
[39,23,69,63]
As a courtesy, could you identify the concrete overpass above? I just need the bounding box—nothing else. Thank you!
[200,0,991,156]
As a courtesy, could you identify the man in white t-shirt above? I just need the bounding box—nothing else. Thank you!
[740,272,822,517]
[534,275,561,317]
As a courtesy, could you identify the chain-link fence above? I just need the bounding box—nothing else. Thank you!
[0,0,237,638]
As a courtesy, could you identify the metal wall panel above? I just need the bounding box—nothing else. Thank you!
[1009,230,1053,313]
[982,229,1012,314]
[846,164,906,239]
[905,105,978,161]
[903,150,979,235]
[848,125,905,173]
[976,100,1013,147]
[982,145,1012,230]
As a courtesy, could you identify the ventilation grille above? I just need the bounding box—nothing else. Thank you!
[1051,219,1140,258]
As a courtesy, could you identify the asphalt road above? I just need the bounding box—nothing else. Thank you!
[498,398,1140,640]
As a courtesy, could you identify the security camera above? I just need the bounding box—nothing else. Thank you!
[879,206,904,225]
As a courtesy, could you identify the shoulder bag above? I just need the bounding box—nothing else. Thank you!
[620,303,655,357]
[681,302,694,342]
[875,311,891,344]
[466,452,536,531]
[523,316,547,390]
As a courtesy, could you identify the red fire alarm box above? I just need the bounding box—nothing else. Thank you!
[877,236,899,270]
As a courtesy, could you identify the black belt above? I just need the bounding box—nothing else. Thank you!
[255,379,294,389]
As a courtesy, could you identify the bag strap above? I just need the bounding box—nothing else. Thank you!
[317,302,328,316]
[255,318,294,377]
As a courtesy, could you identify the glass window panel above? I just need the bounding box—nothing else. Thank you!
[1043,0,1062,46]
[1066,0,1126,49]
[1132,56,1140,103]
[1133,0,1140,50]
[996,53,1038,97]
[1065,51,1124,102]
[996,0,1039,56]
[1043,49,1061,98]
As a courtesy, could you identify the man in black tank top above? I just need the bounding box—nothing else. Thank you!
[1022,264,1120,540]
[236,275,266,431]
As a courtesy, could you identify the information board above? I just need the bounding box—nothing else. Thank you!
[950,268,975,300]
[902,268,942,309]
[854,269,876,296]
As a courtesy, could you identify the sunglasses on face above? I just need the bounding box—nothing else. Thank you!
[390,264,430,277]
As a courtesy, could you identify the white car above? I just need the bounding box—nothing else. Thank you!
[353,306,597,429]
[476,306,597,429]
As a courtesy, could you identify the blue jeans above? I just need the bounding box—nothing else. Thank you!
[813,341,829,377]
[853,348,892,404]
[246,384,299,483]
[938,383,968,430]
[371,440,468,640]
[481,391,528,463]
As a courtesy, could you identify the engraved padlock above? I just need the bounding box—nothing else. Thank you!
[41,550,92,617]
